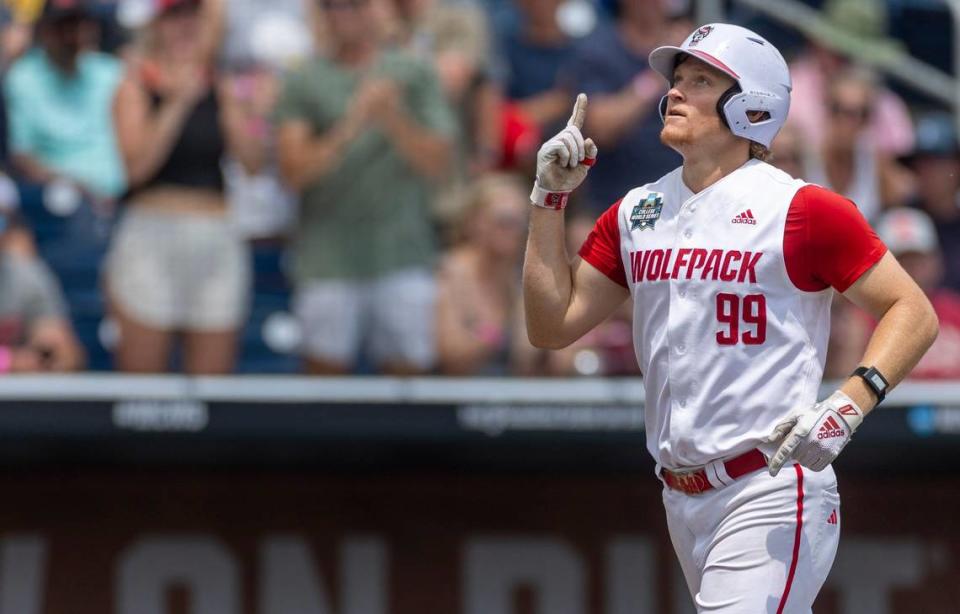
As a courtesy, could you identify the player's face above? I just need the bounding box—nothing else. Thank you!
[660,57,739,154]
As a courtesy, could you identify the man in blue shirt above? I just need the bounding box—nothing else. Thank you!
[4,0,125,201]
[561,0,680,213]
[502,0,579,131]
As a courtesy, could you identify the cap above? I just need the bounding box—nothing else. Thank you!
[38,0,90,23]
[806,0,904,62]
[876,208,939,255]
[116,0,199,29]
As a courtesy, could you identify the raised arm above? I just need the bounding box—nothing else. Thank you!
[276,78,381,191]
[523,94,630,349]
[113,67,208,188]
[582,70,663,148]
[365,76,453,181]
[276,116,365,192]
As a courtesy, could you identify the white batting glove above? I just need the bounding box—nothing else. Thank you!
[530,93,598,209]
[766,391,865,476]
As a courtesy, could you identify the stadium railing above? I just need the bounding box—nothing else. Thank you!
[0,375,956,472]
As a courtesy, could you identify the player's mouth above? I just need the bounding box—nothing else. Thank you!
[666,108,686,119]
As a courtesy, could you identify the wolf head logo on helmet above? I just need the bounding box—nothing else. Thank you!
[648,23,792,149]
[688,25,713,46]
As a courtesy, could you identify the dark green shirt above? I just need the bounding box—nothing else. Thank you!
[275,51,457,282]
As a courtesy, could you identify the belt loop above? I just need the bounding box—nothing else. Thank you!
[704,461,727,489]
[713,459,734,486]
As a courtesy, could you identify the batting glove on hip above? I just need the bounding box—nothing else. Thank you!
[766,391,865,476]
[530,93,598,209]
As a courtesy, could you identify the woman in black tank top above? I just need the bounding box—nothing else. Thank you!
[106,0,263,374]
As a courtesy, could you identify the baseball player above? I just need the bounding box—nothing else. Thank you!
[523,23,938,612]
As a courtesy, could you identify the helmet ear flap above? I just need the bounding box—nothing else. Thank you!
[659,86,747,129]
[715,85,741,129]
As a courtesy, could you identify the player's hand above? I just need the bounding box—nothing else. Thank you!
[765,391,865,476]
[535,93,598,193]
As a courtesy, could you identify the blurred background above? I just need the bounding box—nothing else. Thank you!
[0,0,955,612]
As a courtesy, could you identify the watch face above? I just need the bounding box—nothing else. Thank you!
[868,372,887,390]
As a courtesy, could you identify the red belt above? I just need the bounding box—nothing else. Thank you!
[661,449,767,495]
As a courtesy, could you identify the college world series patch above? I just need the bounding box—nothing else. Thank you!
[631,192,664,231]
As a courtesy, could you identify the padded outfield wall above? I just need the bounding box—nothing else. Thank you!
[0,376,955,614]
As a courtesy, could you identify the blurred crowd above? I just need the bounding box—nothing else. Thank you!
[0,0,955,379]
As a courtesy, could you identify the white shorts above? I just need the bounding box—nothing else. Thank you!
[663,462,840,613]
[293,268,436,369]
[105,209,251,331]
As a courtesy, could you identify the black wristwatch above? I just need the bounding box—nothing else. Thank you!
[851,366,889,404]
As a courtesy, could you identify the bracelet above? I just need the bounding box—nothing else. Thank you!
[530,178,570,210]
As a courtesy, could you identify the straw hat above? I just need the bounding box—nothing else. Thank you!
[805,0,904,62]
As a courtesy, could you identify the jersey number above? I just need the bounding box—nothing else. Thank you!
[716,293,767,345]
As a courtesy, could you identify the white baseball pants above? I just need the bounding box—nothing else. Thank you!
[663,463,840,613]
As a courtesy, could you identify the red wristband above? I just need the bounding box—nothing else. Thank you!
[530,180,570,210]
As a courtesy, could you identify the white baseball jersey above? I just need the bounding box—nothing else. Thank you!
[579,159,886,470]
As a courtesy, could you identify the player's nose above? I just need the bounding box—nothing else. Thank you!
[663,88,685,115]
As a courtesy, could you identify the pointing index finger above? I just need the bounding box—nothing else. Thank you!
[567,93,588,129]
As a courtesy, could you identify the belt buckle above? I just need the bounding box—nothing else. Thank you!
[671,469,708,495]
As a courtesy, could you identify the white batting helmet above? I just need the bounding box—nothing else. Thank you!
[648,23,792,148]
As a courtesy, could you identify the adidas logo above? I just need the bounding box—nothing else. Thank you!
[839,404,858,416]
[732,209,757,225]
[817,416,845,440]
[827,509,838,525]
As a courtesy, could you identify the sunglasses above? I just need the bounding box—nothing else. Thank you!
[829,102,870,123]
[160,3,200,18]
[47,14,91,30]
[319,0,369,10]
[774,152,802,165]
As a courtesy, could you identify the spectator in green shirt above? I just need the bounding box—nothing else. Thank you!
[276,0,456,375]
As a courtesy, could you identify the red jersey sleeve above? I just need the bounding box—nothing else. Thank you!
[578,199,628,288]
[784,185,887,293]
